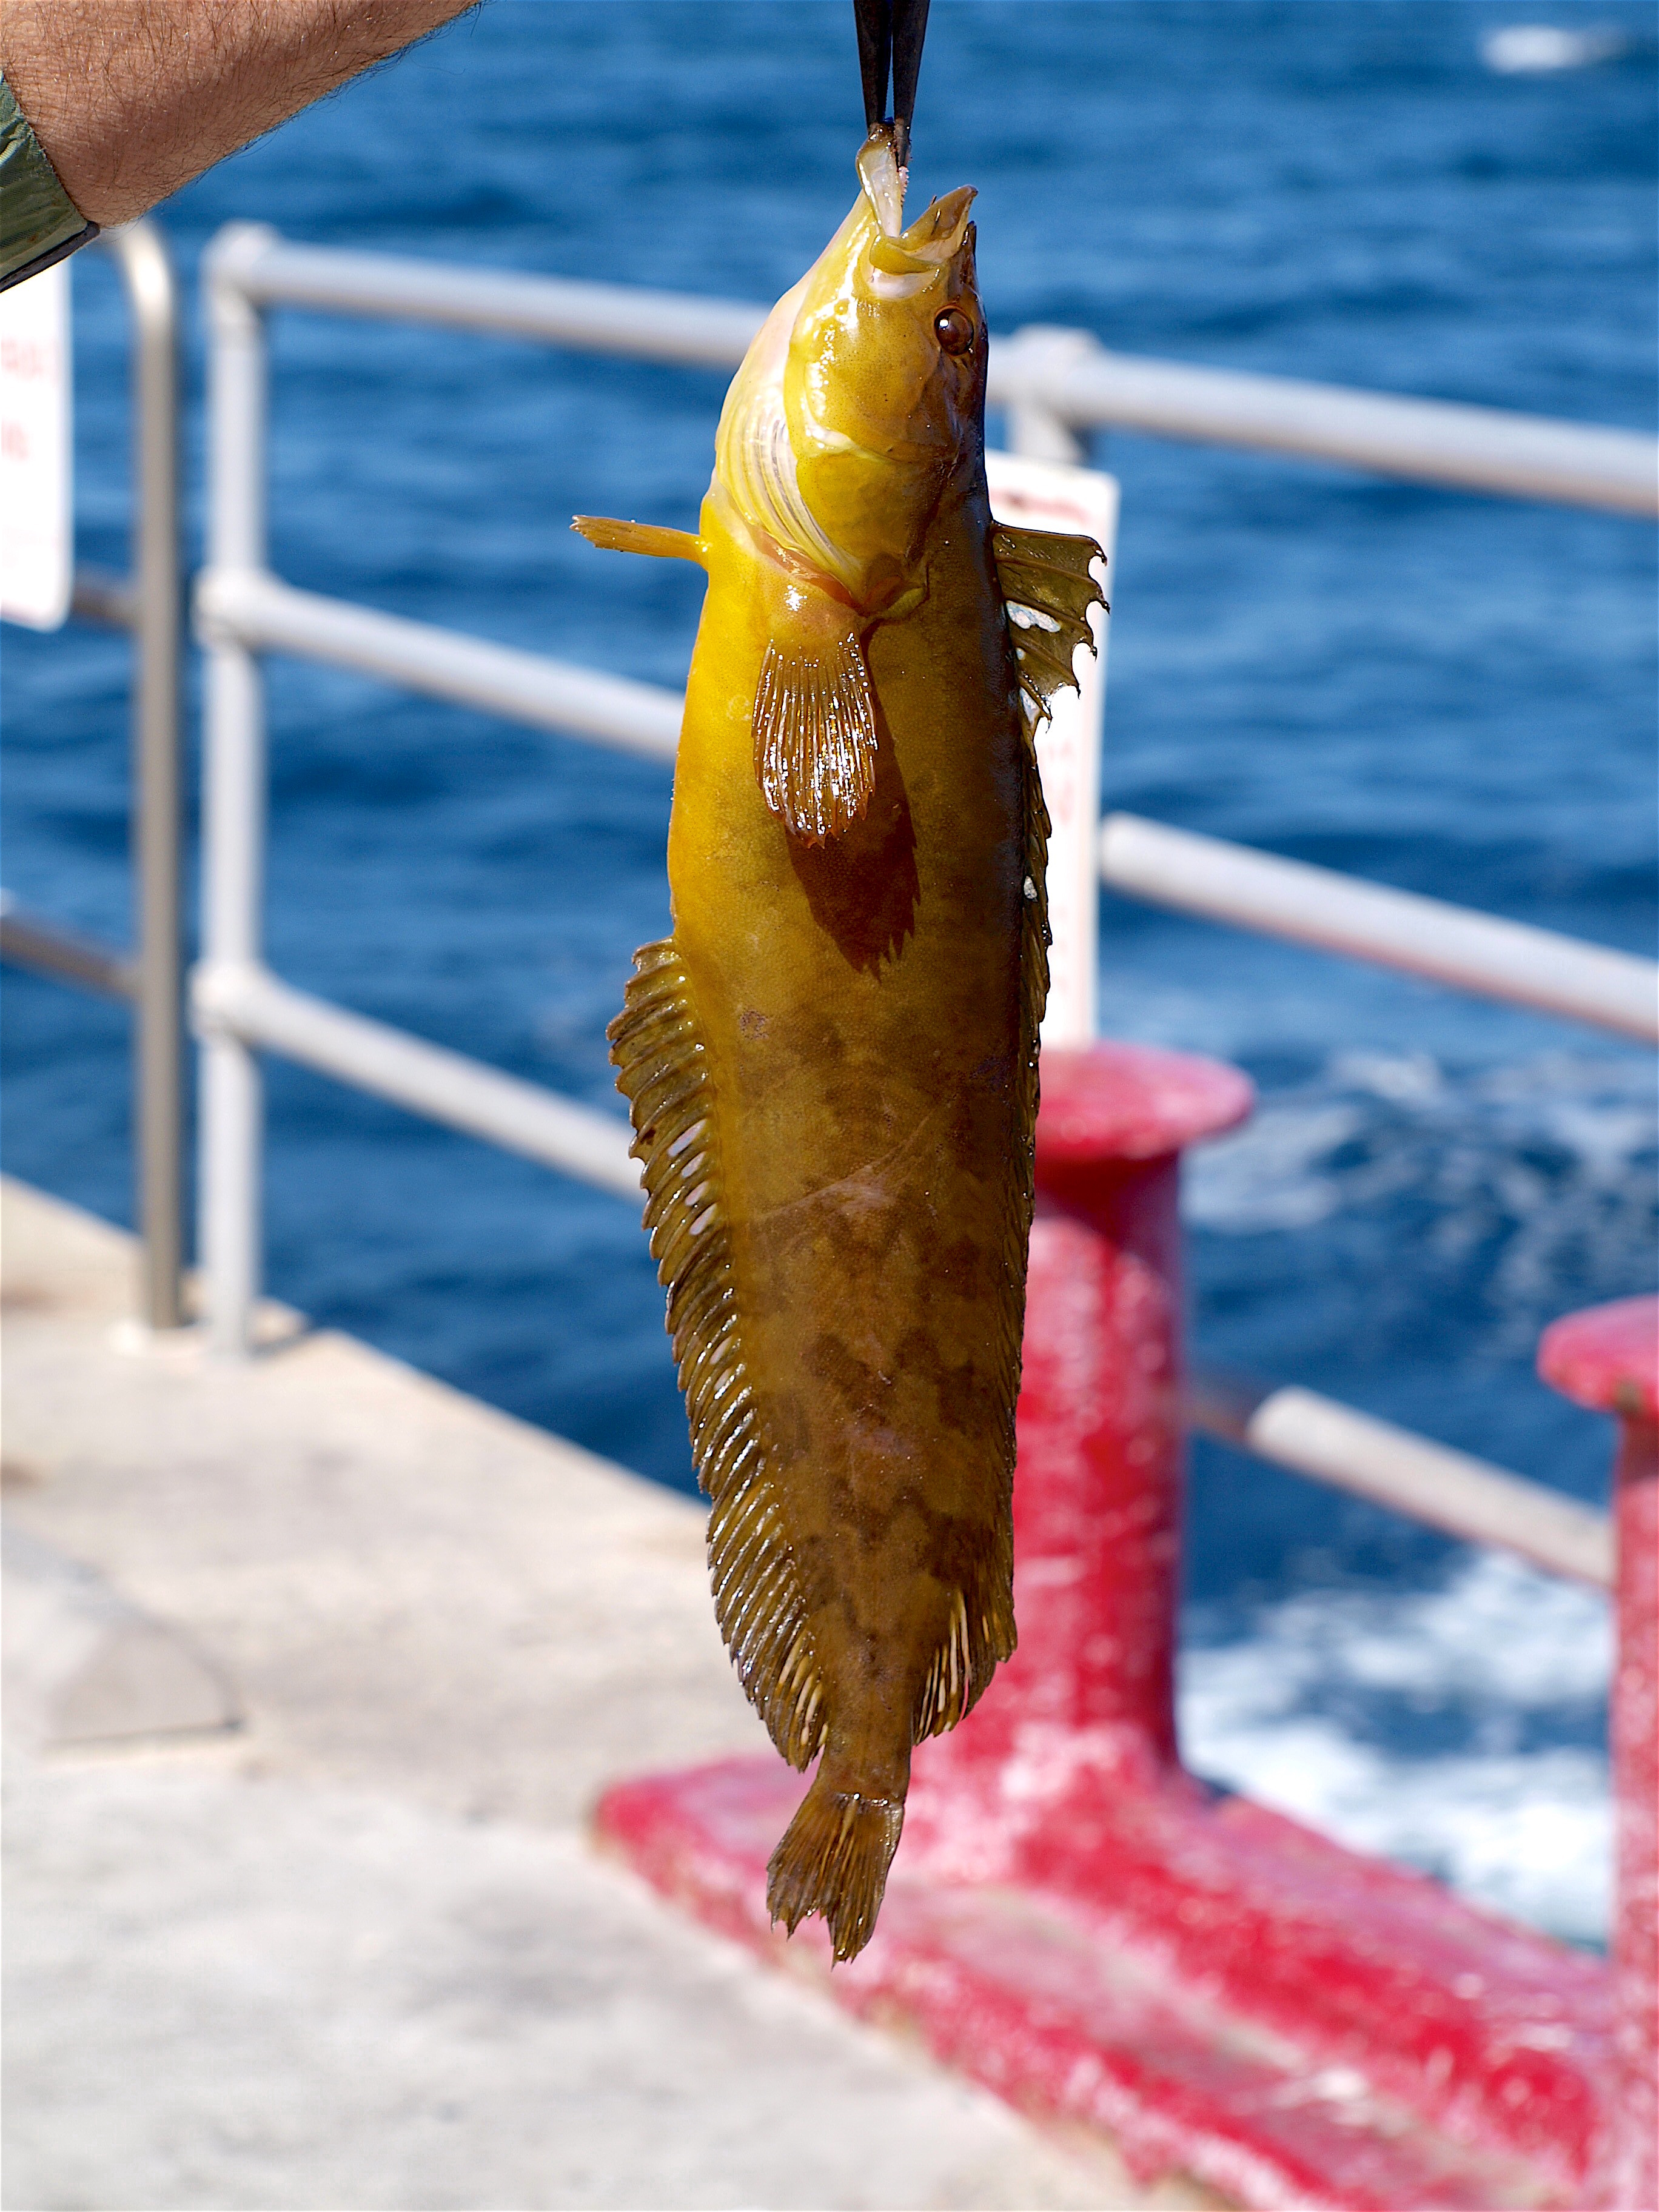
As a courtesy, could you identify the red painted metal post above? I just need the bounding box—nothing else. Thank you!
[597,1046,1621,2208]
[914,1045,1250,1782]
[1539,1295,1658,2212]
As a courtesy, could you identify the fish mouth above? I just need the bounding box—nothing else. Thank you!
[856,123,974,271]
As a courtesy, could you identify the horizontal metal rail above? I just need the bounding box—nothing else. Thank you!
[225,230,769,369]
[1101,813,1658,1044]
[2,563,159,1014]
[4,864,1635,1582]
[191,572,1658,1041]
[7,865,1615,1586]
[1,563,143,1004]
[192,559,1655,1041]
[993,327,1659,517]
[1188,1369,1613,1588]
[218,229,1659,517]
[70,564,136,629]
[195,569,682,762]
[192,954,1611,1586]
[0,896,135,999]
[192,960,640,1199]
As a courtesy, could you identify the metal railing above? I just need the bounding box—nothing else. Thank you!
[189,223,1655,1585]
[195,568,682,762]
[220,230,1659,515]
[1187,1371,1614,1587]
[8,221,1652,1586]
[0,221,186,1329]
[192,569,1658,1045]
[1099,813,1658,1044]
[192,960,640,1197]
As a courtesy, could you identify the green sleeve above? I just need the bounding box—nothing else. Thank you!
[1,74,98,293]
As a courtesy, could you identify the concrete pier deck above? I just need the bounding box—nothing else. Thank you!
[2,1177,1202,2212]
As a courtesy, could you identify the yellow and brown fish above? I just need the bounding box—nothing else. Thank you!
[576,127,1104,1962]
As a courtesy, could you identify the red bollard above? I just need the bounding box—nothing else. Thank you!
[598,1045,1618,2209]
[1539,1295,1658,2212]
[978,1045,1250,1758]
[901,1045,1249,1840]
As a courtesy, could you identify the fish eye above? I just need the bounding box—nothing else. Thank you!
[934,307,975,357]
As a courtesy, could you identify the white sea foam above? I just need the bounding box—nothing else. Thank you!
[1182,1050,1656,1352]
[1481,25,1627,75]
[1179,1552,1611,1945]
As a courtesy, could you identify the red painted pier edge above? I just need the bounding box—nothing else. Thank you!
[1540,1296,1658,2212]
[595,1045,1627,2211]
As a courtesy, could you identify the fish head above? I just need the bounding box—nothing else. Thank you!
[714,129,984,616]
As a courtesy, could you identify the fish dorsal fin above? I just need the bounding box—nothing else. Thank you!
[993,524,1108,725]
[572,515,706,565]
[608,940,826,1772]
[754,626,878,844]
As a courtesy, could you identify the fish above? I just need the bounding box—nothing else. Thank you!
[574,126,1104,1963]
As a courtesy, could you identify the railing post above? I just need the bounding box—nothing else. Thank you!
[100,221,186,1332]
[999,326,1101,465]
[1538,1295,1658,2212]
[198,224,277,1356]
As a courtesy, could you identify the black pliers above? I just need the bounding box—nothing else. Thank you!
[854,0,932,169]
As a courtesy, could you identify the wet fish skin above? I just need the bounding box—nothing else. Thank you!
[580,129,1102,1962]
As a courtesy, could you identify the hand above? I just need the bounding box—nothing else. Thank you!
[1,0,481,227]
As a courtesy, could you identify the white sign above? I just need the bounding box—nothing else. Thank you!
[1,260,73,631]
[986,448,1119,1049]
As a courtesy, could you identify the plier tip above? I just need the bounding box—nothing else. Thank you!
[854,0,933,170]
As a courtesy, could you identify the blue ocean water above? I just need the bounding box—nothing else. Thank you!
[2,2,1654,1939]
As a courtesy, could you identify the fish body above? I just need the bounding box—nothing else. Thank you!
[578,132,1102,1960]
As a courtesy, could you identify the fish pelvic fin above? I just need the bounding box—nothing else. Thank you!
[766,1771,904,1965]
[993,524,1107,726]
[572,515,708,565]
[608,941,826,1772]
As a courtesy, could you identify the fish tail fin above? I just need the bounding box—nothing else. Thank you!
[572,515,707,565]
[766,1769,905,1965]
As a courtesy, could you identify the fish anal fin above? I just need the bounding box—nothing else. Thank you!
[607,941,825,1772]
[573,515,707,565]
[752,600,878,846]
[993,523,1107,725]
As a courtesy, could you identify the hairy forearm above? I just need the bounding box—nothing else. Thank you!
[1,1,478,226]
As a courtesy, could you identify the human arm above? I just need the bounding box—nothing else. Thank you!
[1,0,479,238]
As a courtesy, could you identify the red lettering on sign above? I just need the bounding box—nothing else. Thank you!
[0,337,56,380]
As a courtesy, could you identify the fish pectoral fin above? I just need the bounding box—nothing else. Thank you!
[571,515,708,565]
[753,599,878,845]
[993,523,1108,725]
